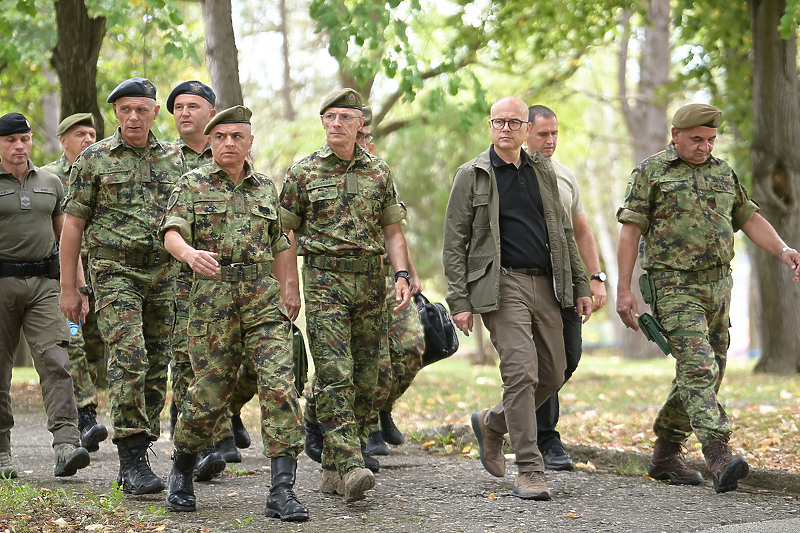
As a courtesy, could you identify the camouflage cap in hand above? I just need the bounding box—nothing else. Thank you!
[107,77,157,103]
[672,103,721,129]
[56,113,95,136]
[203,105,252,135]
[319,88,363,115]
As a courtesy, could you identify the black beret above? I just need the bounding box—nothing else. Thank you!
[0,113,31,136]
[56,113,95,136]
[319,88,363,114]
[166,81,216,114]
[362,106,372,127]
[107,77,157,103]
[203,105,252,135]
[672,103,722,129]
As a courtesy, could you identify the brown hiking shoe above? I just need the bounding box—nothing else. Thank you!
[647,438,703,485]
[471,410,505,477]
[321,469,345,496]
[702,439,749,494]
[342,467,375,503]
[512,471,551,501]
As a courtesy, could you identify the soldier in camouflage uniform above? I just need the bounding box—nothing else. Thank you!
[616,103,800,494]
[0,112,91,479]
[164,81,252,477]
[161,106,307,521]
[43,113,108,454]
[276,89,412,504]
[60,78,183,495]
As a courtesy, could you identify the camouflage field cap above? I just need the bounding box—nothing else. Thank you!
[203,105,252,135]
[56,113,95,136]
[672,103,721,129]
[319,88,363,115]
[107,77,157,103]
[0,112,31,136]
[362,106,372,127]
[166,81,216,114]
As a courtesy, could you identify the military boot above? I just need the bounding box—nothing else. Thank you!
[77,405,108,453]
[215,436,242,463]
[231,415,250,449]
[361,447,380,473]
[264,456,309,522]
[54,443,90,477]
[365,430,390,456]
[342,466,375,503]
[194,445,225,482]
[117,433,164,494]
[647,438,703,485]
[320,468,345,496]
[166,451,197,512]
[702,439,749,493]
[380,411,404,445]
[0,450,17,479]
[304,418,323,463]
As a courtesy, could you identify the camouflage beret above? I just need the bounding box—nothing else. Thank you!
[362,106,372,127]
[319,88,363,115]
[166,80,216,114]
[0,112,31,136]
[672,103,722,129]
[107,77,157,103]
[56,113,95,136]
[203,105,252,135]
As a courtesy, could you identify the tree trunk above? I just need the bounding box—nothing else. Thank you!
[50,0,106,138]
[202,0,243,109]
[616,0,671,359]
[278,0,296,121]
[749,0,800,374]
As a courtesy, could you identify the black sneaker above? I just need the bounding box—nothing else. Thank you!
[542,444,574,471]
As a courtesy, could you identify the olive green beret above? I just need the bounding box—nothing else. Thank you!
[0,112,31,136]
[672,103,721,129]
[319,88,363,115]
[57,113,95,136]
[362,106,372,127]
[203,105,252,135]
[166,81,216,114]
[107,77,157,103]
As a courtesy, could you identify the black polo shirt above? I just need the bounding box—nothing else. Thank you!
[490,146,549,270]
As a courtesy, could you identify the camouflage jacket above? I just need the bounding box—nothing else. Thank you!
[617,142,759,272]
[171,137,213,174]
[63,128,184,253]
[160,160,289,263]
[41,154,71,185]
[279,141,405,257]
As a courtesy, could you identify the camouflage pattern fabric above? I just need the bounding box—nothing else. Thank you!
[616,142,758,446]
[302,264,387,474]
[41,154,71,183]
[64,128,183,441]
[162,161,301,456]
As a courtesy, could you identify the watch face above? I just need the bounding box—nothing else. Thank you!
[592,272,607,282]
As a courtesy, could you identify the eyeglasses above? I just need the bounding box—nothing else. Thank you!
[356,132,373,143]
[322,113,361,123]
[489,118,528,131]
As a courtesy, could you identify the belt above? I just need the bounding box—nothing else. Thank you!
[0,254,58,278]
[304,254,381,273]
[198,262,271,282]
[501,266,550,277]
[648,264,731,285]
[93,246,172,267]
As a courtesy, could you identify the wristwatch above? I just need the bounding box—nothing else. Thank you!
[590,271,607,282]
[78,284,93,295]
[394,270,411,284]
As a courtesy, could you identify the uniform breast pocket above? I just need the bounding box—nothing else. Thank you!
[193,200,228,240]
[308,184,339,226]
[250,205,277,244]
[32,187,58,212]
[471,193,490,234]
[707,179,735,214]
[99,170,136,205]
[657,180,692,213]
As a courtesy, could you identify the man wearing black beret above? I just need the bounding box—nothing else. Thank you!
[59,77,185,495]
[0,112,91,479]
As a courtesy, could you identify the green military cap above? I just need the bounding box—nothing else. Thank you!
[362,106,372,127]
[107,77,157,103]
[56,113,95,136]
[319,88,363,115]
[0,112,31,136]
[671,103,722,129]
[203,105,252,135]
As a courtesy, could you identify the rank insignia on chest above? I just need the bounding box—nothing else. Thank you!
[345,174,358,194]
[20,194,31,210]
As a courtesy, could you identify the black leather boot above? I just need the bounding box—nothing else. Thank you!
[231,415,251,449]
[169,399,179,441]
[117,434,164,495]
[194,445,225,482]
[380,411,404,445]
[167,451,197,512]
[304,418,323,463]
[264,456,309,522]
[77,405,108,452]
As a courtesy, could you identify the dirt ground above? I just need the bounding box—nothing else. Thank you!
[4,406,800,533]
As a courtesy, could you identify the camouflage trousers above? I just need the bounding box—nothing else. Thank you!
[90,257,177,442]
[303,264,388,476]
[68,256,106,409]
[368,278,425,434]
[173,275,302,457]
[652,274,733,445]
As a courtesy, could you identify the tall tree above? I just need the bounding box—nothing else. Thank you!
[203,0,244,108]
